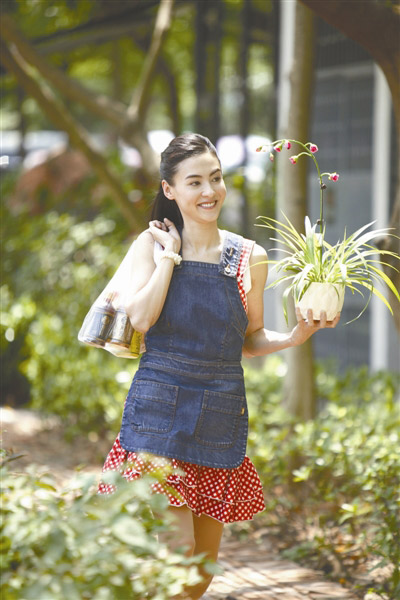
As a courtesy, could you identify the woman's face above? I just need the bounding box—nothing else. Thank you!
[162,151,226,225]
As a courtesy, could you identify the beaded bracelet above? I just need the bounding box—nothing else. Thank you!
[160,250,182,265]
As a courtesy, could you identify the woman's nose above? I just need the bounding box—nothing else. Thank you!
[201,182,214,197]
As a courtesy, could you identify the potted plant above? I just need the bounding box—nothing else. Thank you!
[255,139,400,323]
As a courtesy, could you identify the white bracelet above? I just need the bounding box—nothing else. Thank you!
[160,250,182,265]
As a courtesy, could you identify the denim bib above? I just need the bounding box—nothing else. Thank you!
[119,231,250,468]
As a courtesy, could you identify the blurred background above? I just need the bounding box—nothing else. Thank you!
[2,3,400,597]
[1,0,399,416]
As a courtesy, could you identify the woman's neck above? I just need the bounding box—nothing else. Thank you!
[181,222,223,261]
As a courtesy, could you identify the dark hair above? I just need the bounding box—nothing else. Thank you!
[151,133,220,228]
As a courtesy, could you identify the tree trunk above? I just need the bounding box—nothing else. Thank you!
[277,2,316,420]
[16,86,27,160]
[212,0,223,143]
[238,0,252,239]
[195,1,210,139]
[195,0,222,144]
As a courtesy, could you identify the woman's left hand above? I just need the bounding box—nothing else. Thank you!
[290,308,341,346]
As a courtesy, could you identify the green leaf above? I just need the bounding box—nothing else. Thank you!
[111,515,147,547]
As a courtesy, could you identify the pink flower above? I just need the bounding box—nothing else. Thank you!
[328,172,339,181]
[269,153,275,162]
[284,140,291,150]
[274,144,282,152]
[289,156,298,164]
[309,144,318,153]
[256,145,271,153]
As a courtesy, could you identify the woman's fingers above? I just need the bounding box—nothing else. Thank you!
[295,307,340,329]
[148,219,181,252]
[162,218,181,243]
[330,312,341,328]
[149,219,168,231]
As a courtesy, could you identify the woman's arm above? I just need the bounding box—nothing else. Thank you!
[124,218,181,333]
[242,244,340,358]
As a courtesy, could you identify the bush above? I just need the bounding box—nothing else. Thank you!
[1,460,213,600]
[244,358,400,598]
[1,203,137,436]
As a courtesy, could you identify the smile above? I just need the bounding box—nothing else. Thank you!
[198,201,217,209]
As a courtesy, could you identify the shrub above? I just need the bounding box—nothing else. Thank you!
[1,461,212,600]
[1,204,137,436]
[244,358,400,598]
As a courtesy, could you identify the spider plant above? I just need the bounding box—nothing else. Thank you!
[256,213,400,323]
[256,139,400,324]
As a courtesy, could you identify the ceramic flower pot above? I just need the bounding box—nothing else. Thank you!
[296,282,345,321]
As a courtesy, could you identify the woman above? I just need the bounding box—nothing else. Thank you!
[99,133,340,599]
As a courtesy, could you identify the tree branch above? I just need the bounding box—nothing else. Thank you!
[0,40,142,231]
[131,32,181,134]
[31,1,159,55]
[125,0,174,125]
[0,14,126,129]
[0,13,161,180]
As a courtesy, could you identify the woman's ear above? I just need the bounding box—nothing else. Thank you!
[161,180,174,200]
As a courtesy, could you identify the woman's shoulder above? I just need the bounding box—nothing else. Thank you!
[249,242,267,265]
[135,228,155,248]
[131,228,156,261]
[222,229,266,265]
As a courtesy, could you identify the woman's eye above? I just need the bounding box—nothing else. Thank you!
[190,181,200,186]
[213,176,222,183]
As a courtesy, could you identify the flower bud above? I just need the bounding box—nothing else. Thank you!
[284,140,292,150]
[309,144,318,153]
[269,153,275,162]
[289,156,298,165]
[328,172,339,181]
[274,144,282,152]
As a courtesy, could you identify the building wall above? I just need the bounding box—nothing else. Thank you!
[308,20,399,372]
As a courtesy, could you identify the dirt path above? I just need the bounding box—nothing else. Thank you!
[1,407,365,600]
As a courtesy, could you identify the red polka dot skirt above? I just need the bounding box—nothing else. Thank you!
[98,238,266,523]
[98,437,265,523]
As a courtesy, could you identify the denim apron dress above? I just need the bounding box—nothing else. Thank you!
[99,232,266,522]
[119,231,249,469]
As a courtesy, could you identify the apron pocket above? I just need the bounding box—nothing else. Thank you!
[128,380,178,434]
[194,390,245,448]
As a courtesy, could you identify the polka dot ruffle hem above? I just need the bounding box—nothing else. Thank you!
[98,436,266,523]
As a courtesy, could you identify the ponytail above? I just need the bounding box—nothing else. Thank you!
[151,184,183,229]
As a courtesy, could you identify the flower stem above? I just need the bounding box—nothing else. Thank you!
[272,139,325,232]
[272,138,325,271]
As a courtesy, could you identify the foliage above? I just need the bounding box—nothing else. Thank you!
[1,199,135,436]
[244,357,400,598]
[257,214,400,323]
[1,462,211,599]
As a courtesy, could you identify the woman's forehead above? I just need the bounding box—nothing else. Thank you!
[175,152,220,176]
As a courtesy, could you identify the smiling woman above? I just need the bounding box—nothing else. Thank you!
[94,133,340,600]
[161,153,226,227]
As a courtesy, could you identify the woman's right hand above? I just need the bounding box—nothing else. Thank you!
[148,218,181,254]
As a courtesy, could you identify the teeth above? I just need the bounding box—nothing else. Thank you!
[199,202,216,208]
